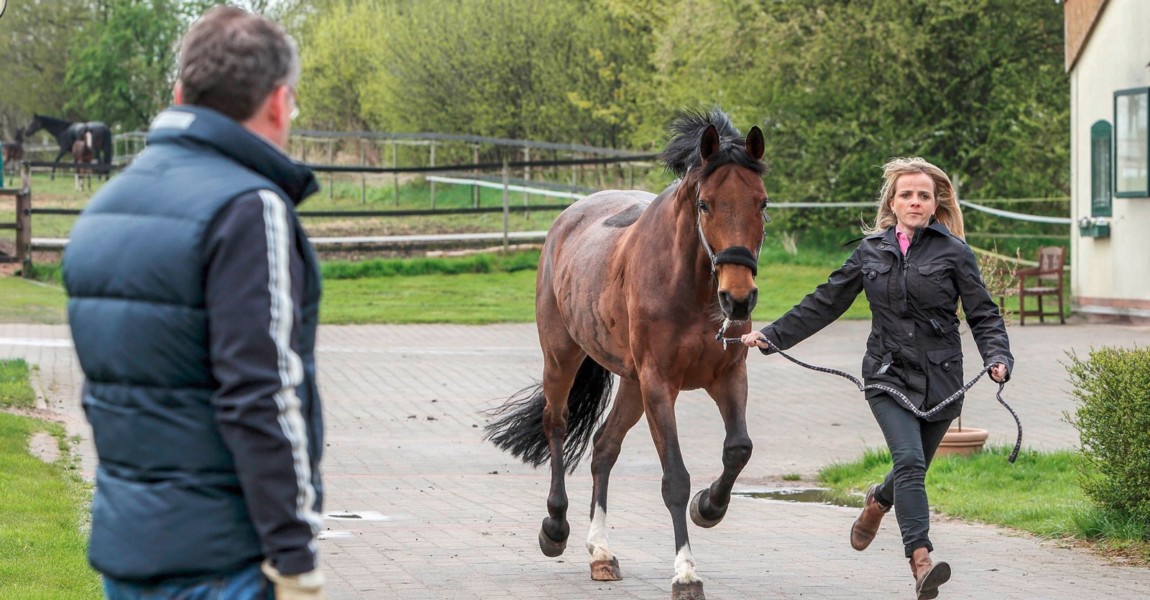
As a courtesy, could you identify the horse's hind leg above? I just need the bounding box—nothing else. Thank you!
[586,377,643,581]
[690,374,753,528]
[537,342,586,557]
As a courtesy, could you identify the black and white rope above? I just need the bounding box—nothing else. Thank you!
[719,333,1022,462]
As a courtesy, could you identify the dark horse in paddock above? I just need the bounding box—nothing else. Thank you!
[25,114,114,179]
[485,109,768,599]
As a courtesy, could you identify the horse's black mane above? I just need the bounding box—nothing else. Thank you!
[659,108,766,179]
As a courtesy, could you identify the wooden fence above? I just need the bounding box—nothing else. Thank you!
[0,163,32,273]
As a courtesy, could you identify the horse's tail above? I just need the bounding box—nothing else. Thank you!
[483,357,613,474]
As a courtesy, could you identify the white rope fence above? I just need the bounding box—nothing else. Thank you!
[958,199,1072,225]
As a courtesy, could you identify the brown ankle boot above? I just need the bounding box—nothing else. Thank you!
[909,547,950,600]
[849,484,891,550]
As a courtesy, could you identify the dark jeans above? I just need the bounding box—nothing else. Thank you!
[869,393,953,558]
[102,562,273,600]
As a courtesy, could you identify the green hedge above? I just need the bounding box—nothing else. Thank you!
[1067,346,1150,532]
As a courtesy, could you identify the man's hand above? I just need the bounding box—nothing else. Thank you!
[261,560,325,600]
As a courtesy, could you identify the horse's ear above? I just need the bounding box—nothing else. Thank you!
[699,124,720,162]
[745,126,764,161]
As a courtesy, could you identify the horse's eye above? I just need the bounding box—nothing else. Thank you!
[697,200,710,214]
[760,200,768,211]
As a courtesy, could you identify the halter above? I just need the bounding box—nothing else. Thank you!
[694,181,764,277]
[693,176,767,350]
[716,334,1023,463]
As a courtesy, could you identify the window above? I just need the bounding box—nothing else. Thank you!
[1091,120,1112,216]
[1114,88,1149,197]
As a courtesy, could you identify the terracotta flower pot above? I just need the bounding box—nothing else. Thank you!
[936,427,989,457]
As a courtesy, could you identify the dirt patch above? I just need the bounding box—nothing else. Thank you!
[28,431,60,464]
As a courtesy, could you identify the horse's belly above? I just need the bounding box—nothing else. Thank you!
[539,191,654,376]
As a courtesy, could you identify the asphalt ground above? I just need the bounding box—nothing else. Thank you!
[3,318,1150,599]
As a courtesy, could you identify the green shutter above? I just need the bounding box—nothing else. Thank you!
[1091,120,1112,217]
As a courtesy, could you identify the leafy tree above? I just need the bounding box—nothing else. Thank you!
[648,0,1068,233]
[0,0,91,138]
[65,0,219,131]
[296,0,395,131]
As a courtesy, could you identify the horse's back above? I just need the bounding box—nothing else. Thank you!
[547,188,657,250]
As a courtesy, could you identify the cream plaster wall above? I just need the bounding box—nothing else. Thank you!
[1069,0,1150,318]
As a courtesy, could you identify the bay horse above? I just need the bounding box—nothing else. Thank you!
[3,128,25,174]
[25,114,114,179]
[72,128,95,191]
[485,109,768,599]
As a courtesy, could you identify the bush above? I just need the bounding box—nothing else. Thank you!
[1067,346,1150,533]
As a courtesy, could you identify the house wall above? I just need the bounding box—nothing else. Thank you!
[1069,0,1150,321]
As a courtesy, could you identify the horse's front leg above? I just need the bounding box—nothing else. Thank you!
[52,150,67,180]
[643,379,706,600]
[586,378,644,581]
[690,369,752,528]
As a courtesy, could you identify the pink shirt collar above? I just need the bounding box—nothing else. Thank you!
[895,225,912,256]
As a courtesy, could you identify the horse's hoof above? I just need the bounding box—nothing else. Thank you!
[689,489,727,528]
[671,580,705,600]
[538,529,567,557]
[590,557,622,581]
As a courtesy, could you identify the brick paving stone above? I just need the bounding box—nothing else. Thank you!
[3,319,1150,599]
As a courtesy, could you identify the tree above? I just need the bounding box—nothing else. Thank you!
[65,0,218,131]
[647,0,1068,233]
[0,0,91,138]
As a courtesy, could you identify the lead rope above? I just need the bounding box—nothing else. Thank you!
[717,333,1022,463]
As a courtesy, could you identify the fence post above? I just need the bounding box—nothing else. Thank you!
[392,141,399,207]
[327,139,334,199]
[16,163,32,277]
[430,141,437,210]
[502,159,510,253]
[472,145,480,208]
[522,147,530,215]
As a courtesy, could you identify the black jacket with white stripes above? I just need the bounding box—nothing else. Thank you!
[64,105,324,583]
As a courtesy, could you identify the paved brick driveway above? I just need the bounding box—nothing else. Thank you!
[3,320,1150,599]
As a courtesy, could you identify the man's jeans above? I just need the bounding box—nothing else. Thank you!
[103,562,273,600]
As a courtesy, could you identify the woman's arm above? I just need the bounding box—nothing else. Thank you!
[745,250,865,353]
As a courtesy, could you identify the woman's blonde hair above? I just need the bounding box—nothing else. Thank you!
[863,157,965,240]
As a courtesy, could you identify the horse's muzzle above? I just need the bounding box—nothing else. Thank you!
[718,288,758,321]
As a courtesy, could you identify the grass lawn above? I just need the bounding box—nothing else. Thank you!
[0,277,67,325]
[819,446,1150,563]
[0,360,101,599]
[7,245,869,325]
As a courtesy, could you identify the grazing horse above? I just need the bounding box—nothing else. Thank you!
[72,128,95,191]
[485,109,768,599]
[25,114,114,179]
[2,128,24,174]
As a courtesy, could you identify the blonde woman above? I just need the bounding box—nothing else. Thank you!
[743,157,1012,599]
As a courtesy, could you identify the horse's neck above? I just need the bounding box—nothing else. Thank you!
[648,182,715,293]
[39,116,73,136]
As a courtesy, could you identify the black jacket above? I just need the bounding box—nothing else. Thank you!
[64,106,323,581]
[760,220,1013,421]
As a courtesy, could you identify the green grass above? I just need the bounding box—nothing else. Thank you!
[819,446,1150,561]
[0,361,101,599]
[6,244,869,325]
[0,360,36,409]
[0,276,67,325]
[323,270,538,324]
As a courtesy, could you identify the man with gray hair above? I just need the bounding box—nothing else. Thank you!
[63,7,325,598]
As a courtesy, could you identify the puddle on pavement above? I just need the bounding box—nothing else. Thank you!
[736,488,862,509]
[325,510,392,521]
